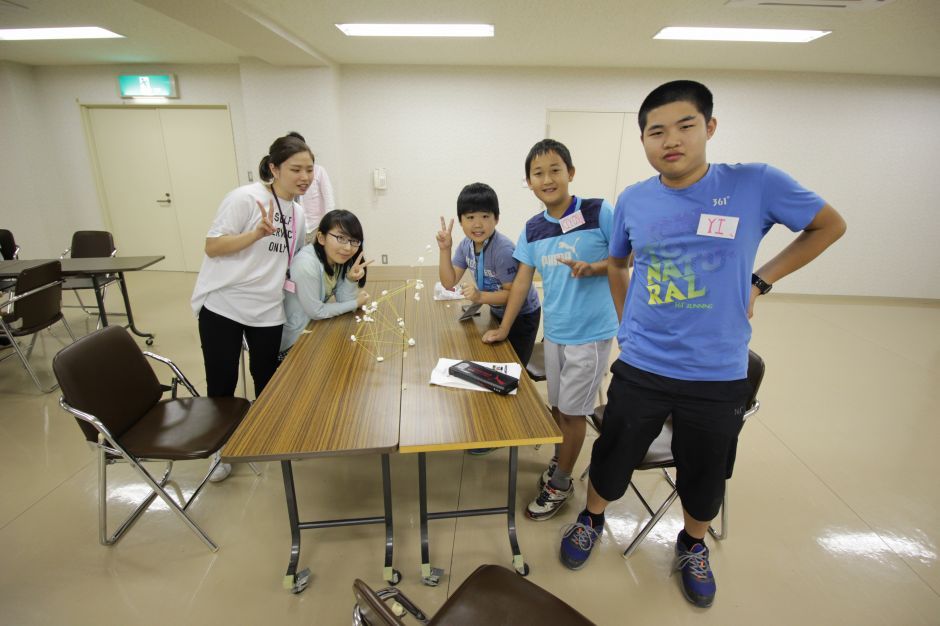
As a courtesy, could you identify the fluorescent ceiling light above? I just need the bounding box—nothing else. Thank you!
[654,26,830,43]
[335,23,494,38]
[0,27,124,41]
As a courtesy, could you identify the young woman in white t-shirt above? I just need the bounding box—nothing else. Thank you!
[191,134,312,403]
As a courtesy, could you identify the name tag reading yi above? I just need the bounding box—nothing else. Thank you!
[559,210,586,233]
[696,213,739,240]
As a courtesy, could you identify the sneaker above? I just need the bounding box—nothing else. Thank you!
[559,513,602,570]
[536,458,559,490]
[674,534,716,608]
[467,448,495,456]
[208,451,232,483]
[526,480,573,520]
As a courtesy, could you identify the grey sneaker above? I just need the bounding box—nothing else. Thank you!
[526,480,573,520]
[537,458,559,491]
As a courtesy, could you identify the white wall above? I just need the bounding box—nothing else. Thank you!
[338,66,940,299]
[0,62,58,256]
[2,60,937,298]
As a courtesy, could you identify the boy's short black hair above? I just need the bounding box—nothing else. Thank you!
[456,182,499,220]
[525,139,574,179]
[638,80,714,132]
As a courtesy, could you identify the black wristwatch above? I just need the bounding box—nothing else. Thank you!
[751,273,773,295]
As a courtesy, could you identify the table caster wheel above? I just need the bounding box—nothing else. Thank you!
[421,566,444,587]
[284,568,311,594]
[515,562,530,576]
[384,568,402,585]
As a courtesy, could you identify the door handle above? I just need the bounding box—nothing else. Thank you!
[156,192,171,205]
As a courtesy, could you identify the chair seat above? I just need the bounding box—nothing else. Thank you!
[432,565,592,625]
[118,396,250,460]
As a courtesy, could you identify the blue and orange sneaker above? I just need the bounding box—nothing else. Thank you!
[559,513,602,570]
[674,533,716,607]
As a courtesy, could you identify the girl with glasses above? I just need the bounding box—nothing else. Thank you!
[279,209,371,356]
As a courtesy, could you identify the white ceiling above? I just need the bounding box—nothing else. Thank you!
[0,0,938,77]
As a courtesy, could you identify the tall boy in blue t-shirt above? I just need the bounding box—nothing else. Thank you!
[483,140,618,521]
[558,80,846,608]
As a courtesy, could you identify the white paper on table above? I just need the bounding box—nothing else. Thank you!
[433,282,465,301]
[430,358,521,395]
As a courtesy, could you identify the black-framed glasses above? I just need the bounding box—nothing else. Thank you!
[327,232,361,247]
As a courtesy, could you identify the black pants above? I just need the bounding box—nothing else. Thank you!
[198,306,282,398]
[497,307,541,367]
[589,360,751,522]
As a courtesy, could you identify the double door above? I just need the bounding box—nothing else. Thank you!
[85,106,239,272]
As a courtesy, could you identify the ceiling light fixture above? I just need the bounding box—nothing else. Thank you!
[335,23,494,38]
[653,26,830,43]
[0,26,124,41]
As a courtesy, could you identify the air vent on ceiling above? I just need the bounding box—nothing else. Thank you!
[726,0,894,10]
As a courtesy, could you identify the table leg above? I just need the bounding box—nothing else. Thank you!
[507,446,529,576]
[281,460,310,594]
[380,453,401,584]
[418,452,442,586]
[91,274,108,327]
[116,272,155,345]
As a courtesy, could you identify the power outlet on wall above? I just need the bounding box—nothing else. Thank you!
[381,254,388,264]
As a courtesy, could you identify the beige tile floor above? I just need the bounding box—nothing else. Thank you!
[1,271,938,625]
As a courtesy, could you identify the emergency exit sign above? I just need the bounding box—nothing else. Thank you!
[118,74,178,98]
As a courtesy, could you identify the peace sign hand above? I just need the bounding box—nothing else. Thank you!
[254,200,277,240]
[347,254,373,282]
[436,216,454,250]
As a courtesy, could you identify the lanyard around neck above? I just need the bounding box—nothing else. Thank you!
[270,187,297,277]
[475,237,491,289]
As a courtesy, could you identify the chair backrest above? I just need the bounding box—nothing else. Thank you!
[0,229,17,260]
[52,325,163,444]
[745,349,766,411]
[70,230,115,258]
[8,261,64,335]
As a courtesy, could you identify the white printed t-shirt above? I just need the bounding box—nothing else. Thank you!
[191,182,305,326]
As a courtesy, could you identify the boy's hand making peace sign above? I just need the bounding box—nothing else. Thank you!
[436,216,454,250]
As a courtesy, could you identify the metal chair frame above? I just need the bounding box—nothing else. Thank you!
[0,269,76,392]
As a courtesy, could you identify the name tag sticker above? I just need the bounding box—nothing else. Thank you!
[283,279,296,293]
[696,213,739,239]
[559,210,586,233]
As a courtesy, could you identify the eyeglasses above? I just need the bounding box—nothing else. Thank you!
[326,232,361,247]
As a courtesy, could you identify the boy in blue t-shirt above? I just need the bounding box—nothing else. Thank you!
[558,80,846,608]
[482,140,618,521]
[437,182,542,367]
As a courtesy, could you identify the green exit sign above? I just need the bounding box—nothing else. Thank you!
[118,74,178,98]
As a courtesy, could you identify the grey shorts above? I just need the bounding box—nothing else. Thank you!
[544,337,614,416]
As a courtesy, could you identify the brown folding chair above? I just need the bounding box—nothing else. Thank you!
[0,260,76,392]
[583,350,766,557]
[52,325,251,551]
[353,564,594,625]
[60,230,124,324]
[0,229,19,260]
[0,228,20,292]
